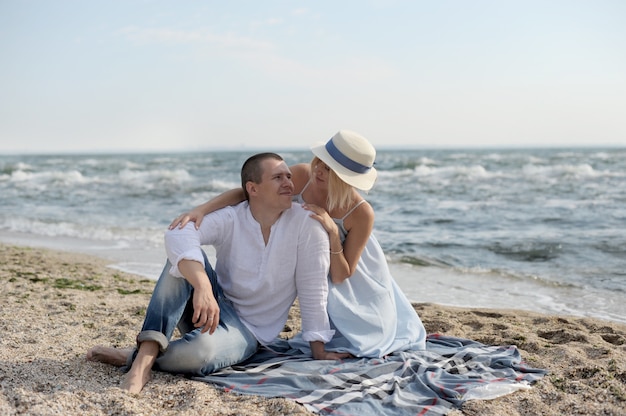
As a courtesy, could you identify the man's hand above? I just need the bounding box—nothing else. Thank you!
[310,341,353,360]
[192,285,220,334]
[315,350,353,360]
[178,259,220,334]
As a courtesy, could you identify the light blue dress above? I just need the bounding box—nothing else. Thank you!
[290,189,427,357]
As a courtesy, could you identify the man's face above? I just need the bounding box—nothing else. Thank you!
[254,158,295,210]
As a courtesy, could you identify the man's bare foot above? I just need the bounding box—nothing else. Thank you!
[120,341,160,394]
[121,364,152,394]
[86,346,133,367]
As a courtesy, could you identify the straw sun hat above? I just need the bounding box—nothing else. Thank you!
[310,130,377,191]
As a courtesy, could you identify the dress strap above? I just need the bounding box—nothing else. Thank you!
[300,180,311,194]
[294,181,312,204]
[340,200,367,221]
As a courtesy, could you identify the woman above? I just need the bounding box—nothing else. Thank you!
[170,130,426,357]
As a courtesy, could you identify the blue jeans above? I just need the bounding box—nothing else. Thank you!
[130,252,259,376]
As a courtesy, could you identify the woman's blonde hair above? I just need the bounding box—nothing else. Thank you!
[311,157,355,212]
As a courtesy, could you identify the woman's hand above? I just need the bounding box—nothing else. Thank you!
[302,203,336,235]
[168,207,206,230]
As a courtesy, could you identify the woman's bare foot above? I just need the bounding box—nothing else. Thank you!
[86,346,133,367]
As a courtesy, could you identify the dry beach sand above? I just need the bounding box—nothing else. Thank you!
[1,243,625,415]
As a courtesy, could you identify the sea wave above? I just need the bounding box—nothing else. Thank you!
[1,148,624,320]
[7,169,87,186]
[0,217,164,246]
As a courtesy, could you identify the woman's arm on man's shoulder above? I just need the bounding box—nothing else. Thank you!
[169,188,246,229]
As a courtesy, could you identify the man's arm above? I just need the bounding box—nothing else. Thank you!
[293,213,351,359]
[165,214,227,335]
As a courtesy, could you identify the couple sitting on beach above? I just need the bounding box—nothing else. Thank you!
[87,130,427,394]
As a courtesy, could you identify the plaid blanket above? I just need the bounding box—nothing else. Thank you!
[194,334,547,416]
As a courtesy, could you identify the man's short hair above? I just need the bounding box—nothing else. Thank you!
[241,152,284,200]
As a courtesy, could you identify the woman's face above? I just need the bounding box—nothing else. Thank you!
[313,159,331,188]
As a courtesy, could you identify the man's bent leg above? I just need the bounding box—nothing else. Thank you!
[87,259,196,386]
[119,259,198,394]
[138,260,195,347]
[123,253,253,388]
[154,296,258,376]
[115,260,193,393]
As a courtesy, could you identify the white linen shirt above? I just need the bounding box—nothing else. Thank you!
[164,201,334,345]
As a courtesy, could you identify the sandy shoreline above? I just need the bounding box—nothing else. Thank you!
[1,243,624,415]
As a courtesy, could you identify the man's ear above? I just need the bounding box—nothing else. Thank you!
[245,181,257,197]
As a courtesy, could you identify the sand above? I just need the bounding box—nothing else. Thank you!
[0,243,624,415]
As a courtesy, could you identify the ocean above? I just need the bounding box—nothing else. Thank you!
[1,148,624,324]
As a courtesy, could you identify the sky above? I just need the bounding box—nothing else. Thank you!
[1,0,625,154]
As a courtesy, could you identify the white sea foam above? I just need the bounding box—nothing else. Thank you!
[390,263,626,324]
[10,169,87,185]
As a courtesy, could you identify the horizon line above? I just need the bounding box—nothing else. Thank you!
[2,143,625,156]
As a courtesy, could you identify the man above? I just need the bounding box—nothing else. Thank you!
[87,152,348,393]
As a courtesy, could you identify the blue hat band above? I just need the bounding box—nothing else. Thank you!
[325,140,372,174]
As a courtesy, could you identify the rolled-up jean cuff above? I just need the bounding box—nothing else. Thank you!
[137,330,169,353]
